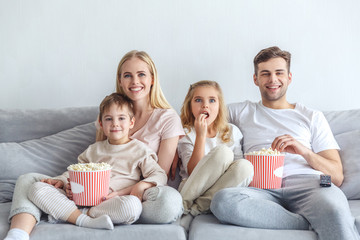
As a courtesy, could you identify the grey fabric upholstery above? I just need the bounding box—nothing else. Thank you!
[1,107,359,240]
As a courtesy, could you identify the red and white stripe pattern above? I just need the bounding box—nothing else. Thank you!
[69,169,111,206]
[245,155,285,189]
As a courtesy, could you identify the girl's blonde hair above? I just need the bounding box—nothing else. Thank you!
[180,80,230,143]
[115,50,171,109]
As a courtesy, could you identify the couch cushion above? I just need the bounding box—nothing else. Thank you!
[349,200,360,233]
[324,109,360,136]
[0,202,186,240]
[335,130,360,200]
[0,107,98,143]
[189,214,317,240]
[0,122,96,203]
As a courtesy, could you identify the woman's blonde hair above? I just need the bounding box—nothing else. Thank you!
[180,80,230,143]
[115,50,171,109]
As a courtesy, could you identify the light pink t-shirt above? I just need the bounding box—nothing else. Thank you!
[130,108,185,153]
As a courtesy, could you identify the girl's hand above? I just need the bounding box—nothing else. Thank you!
[41,178,64,189]
[130,181,154,201]
[194,113,208,137]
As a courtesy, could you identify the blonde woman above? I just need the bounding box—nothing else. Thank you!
[96,50,184,224]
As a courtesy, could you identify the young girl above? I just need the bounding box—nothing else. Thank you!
[178,80,254,217]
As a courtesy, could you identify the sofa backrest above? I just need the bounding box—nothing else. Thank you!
[324,109,360,135]
[0,107,99,202]
[324,109,360,200]
[0,107,99,143]
[0,107,359,203]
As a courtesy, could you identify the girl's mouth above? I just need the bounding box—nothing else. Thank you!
[202,112,209,118]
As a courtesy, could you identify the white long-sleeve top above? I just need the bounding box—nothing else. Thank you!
[177,123,243,179]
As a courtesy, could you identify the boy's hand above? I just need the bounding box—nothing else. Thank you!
[130,181,154,201]
[65,178,73,200]
[41,178,64,189]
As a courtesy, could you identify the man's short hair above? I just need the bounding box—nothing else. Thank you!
[253,46,291,75]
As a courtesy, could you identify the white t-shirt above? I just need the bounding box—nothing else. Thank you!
[228,101,339,178]
[177,123,243,179]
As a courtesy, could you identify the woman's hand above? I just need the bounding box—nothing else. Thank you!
[102,185,134,201]
[130,181,154,201]
[170,151,179,180]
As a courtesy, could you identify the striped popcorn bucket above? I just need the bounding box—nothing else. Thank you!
[245,154,285,189]
[68,169,111,206]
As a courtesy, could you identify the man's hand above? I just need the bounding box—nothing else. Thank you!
[271,134,311,156]
[271,134,343,186]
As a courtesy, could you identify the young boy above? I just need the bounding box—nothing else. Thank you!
[27,93,167,230]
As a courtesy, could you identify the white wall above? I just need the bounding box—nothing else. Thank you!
[1,0,359,112]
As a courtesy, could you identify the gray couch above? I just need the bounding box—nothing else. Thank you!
[1,107,359,240]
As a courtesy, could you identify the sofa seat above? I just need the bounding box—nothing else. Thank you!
[189,200,360,240]
[0,202,186,240]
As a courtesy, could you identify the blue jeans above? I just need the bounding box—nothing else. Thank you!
[210,175,359,240]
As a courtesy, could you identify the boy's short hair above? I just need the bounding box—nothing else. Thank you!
[99,93,134,121]
[253,46,291,75]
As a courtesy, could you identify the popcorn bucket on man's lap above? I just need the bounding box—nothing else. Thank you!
[245,154,285,189]
[68,167,111,206]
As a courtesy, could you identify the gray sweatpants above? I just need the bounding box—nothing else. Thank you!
[9,173,183,224]
[211,174,360,240]
[8,173,48,223]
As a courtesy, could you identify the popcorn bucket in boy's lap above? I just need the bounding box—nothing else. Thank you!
[68,163,111,206]
[245,153,285,189]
